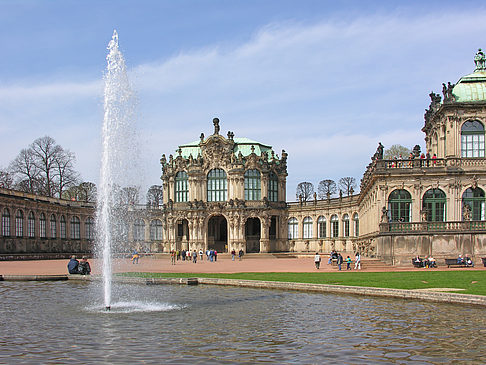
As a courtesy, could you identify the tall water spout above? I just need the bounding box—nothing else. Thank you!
[97,30,136,310]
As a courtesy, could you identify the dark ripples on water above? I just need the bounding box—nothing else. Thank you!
[1,281,485,364]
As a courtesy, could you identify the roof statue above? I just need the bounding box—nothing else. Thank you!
[474,48,486,72]
[213,118,220,135]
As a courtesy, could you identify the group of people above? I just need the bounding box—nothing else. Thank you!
[313,250,361,270]
[67,255,91,275]
[170,248,239,265]
[230,249,245,261]
[457,254,474,267]
[413,255,437,268]
[388,152,437,168]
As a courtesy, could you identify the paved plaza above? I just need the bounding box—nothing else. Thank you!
[1,254,484,276]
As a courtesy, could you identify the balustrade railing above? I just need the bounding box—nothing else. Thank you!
[380,220,486,233]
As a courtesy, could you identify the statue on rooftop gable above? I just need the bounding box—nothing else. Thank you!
[474,48,486,71]
[213,118,220,135]
[442,82,456,103]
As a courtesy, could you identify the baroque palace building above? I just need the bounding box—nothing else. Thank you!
[1,49,486,265]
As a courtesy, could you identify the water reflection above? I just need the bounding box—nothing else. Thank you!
[1,281,485,364]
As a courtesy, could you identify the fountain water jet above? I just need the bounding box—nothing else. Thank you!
[96,30,137,310]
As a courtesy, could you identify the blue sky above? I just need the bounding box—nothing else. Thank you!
[1,0,486,201]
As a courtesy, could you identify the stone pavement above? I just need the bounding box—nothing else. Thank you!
[1,254,484,275]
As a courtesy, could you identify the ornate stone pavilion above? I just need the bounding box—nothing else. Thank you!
[131,118,289,254]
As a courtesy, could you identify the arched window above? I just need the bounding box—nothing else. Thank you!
[15,210,24,237]
[462,187,485,221]
[150,219,163,240]
[50,214,57,239]
[331,214,339,238]
[175,171,188,202]
[70,216,80,239]
[28,211,35,238]
[268,172,278,202]
[461,120,485,158]
[207,169,227,202]
[343,214,350,237]
[60,215,66,239]
[303,217,313,239]
[288,218,298,239]
[134,219,145,241]
[244,169,261,201]
[2,208,10,237]
[422,189,446,222]
[85,217,94,240]
[353,213,359,237]
[388,189,412,222]
[39,213,46,238]
[317,216,326,238]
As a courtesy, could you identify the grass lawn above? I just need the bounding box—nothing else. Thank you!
[121,270,486,295]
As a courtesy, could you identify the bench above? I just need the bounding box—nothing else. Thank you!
[444,258,471,268]
[482,258,486,267]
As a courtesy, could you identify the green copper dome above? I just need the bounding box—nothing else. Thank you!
[452,49,486,102]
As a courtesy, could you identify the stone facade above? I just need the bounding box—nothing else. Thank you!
[0,188,95,256]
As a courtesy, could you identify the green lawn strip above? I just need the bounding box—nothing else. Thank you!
[119,271,486,295]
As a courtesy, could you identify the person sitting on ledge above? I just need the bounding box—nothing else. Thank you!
[78,256,91,275]
[428,256,436,268]
[67,255,79,274]
[457,254,464,265]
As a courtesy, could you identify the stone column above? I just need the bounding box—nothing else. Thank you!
[260,216,270,253]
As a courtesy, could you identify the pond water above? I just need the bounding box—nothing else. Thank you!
[1,281,485,364]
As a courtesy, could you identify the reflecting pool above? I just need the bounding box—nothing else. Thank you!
[1,281,485,364]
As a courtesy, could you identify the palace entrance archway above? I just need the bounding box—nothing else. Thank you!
[207,215,227,252]
[245,217,261,253]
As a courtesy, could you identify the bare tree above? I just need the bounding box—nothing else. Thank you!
[77,182,97,202]
[296,182,314,202]
[9,148,40,194]
[0,169,14,189]
[317,179,337,199]
[146,185,163,207]
[383,144,411,159]
[338,177,357,196]
[118,186,140,206]
[52,149,79,198]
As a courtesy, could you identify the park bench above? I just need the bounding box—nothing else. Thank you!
[483,258,486,267]
[444,258,471,268]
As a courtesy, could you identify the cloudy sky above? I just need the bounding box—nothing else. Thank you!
[1,0,486,201]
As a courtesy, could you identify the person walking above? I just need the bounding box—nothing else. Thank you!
[314,252,321,269]
[231,249,236,261]
[354,252,361,270]
[199,249,203,261]
[192,250,197,263]
[170,250,176,265]
[336,253,344,271]
[238,249,244,261]
[346,256,352,270]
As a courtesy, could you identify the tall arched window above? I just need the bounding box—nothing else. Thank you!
[422,189,446,222]
[150,219,163,240]
[28,211,35,238]
[353,213,359,237]
[331,214,339,238]
[207,169,227,202]
[60,215,66,239]
[2,208,10,237]
[288,218,298,239]
[134,219,145,241]
[317,216,326,238]
[15,210,24,237]
[39,213,46,238]
[85,217,94,240]
[268,172,278,202]
[175,171,188,202]
[50,214,57,239]
[388,189,412,222]
[303,217,313,239]
[461,120,485,158]
[71,216,80,239]
[462,187,485,221]
[343,214,350,237]
[244,169,261,201]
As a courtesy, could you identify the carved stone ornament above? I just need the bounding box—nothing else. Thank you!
[471,175,479,189]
